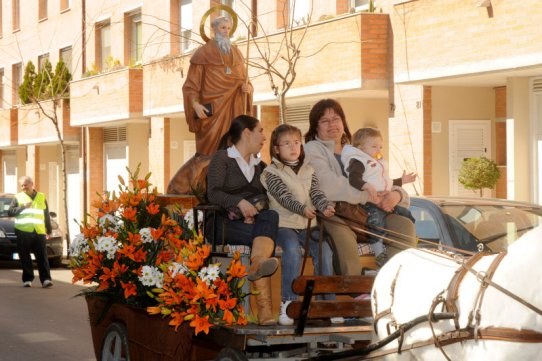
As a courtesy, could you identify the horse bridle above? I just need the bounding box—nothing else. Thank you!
[370,249,542,361]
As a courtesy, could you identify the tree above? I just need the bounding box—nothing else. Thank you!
[19,61,37,104]
[458,156,500,197]
[238,0,313,123]
[19,59,73,253]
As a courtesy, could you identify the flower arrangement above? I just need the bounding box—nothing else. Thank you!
[70,167,249,335]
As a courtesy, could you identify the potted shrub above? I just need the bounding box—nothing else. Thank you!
[458,156,500,197]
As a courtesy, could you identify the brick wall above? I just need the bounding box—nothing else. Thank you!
[336,0,350,15]
[361,14,389,85]
[87,127,104,217]
[259,105,280,164]
[390,0,542,82]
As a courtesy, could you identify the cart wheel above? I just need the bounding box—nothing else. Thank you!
[215,347,248,361]
[101,322,131,361]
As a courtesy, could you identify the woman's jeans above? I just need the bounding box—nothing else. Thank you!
[208,209,278,246]
[276,227,335,301]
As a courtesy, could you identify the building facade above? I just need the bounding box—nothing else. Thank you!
[1,0,541,247]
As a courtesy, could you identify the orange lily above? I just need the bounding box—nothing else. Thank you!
[123,207,137,222]
[190,314,212,335]
[121,281,137,299]
[146,203,160,215]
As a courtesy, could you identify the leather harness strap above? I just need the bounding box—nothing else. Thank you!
[373,265,402,335]
[358,326,542,360]
[445,251,485,329]
[467,251,508,337]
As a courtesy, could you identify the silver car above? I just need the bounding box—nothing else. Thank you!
[409,196,542,253]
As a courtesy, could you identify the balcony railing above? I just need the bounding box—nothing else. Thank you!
[70,68,143,126]
[17,100,78,145]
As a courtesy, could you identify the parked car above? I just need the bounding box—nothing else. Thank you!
[0,193,64,267]
[409,196,542,253]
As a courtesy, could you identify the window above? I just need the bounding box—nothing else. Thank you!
[38,53,50,71]
[180,0,192,52]
[60,46,72,75]
[351,0,370,11]
[12,63,22,105]
[39,0,47,20]
[221,0,235,17]
[12,0,20,31]
[0,68,4,109]
[96,21,111,71]
[127,12,142,65]
[60,0,71,12]
[290,0,310,27]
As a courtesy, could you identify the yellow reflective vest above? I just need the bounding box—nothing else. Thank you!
[14,192,47,234]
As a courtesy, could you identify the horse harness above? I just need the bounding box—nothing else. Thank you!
[372,249,542,360]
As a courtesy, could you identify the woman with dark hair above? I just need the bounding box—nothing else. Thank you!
[304,99,409,276]
[206,114,279,325]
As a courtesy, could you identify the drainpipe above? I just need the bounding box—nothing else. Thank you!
[81,0,88,215]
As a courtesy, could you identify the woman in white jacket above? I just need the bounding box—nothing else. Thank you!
[303,99,410,276]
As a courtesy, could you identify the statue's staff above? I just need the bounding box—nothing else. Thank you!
[199,5,249,114]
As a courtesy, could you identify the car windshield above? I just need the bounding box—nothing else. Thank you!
[0,197,12,217]
[440,204,542,252]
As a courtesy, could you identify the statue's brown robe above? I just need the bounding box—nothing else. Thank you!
[182,40,253,156]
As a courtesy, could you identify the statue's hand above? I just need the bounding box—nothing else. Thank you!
[193,102,210,119]
[241,83,252,93]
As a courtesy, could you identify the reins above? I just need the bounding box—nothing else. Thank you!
[307,211,542,360]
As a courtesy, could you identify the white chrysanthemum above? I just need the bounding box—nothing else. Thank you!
[169,262,188,277]
[139,265,164,288]
[94,235,119,260]
[183,209,203,230]
[199,264,220,285]
[98,214,121,233]
[69,233,89,258]
[139,227,153,243]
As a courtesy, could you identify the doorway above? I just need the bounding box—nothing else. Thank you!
[449,120,491,197]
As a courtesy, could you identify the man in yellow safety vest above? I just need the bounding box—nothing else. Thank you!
[8,176,53,288]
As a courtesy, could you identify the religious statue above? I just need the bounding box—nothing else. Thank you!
[167,7,253,195]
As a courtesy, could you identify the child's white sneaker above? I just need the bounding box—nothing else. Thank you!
[279,301,294,326]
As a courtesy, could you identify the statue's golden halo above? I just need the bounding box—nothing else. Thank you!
[199,5,238,43]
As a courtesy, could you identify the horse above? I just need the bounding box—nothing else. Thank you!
[370,225,542,360]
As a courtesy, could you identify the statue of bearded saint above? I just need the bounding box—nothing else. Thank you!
[167,15,253,196]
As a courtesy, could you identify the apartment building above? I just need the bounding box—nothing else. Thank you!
[385,0,542,201]
[0,0,83,240]
[2,0,541,245]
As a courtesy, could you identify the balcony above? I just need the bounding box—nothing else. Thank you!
[17,100,78,145]
[70,68,143,126]
[0,108,18,146]
[143,57,184,117]
[143,12,390,115]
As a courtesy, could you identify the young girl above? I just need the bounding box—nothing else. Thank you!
[261,124,343,326]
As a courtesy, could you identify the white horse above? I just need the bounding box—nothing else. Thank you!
[371,225,542,360]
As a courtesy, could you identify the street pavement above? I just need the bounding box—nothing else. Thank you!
[0,261,96,361]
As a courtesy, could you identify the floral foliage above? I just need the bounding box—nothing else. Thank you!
[70,167,249,335]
